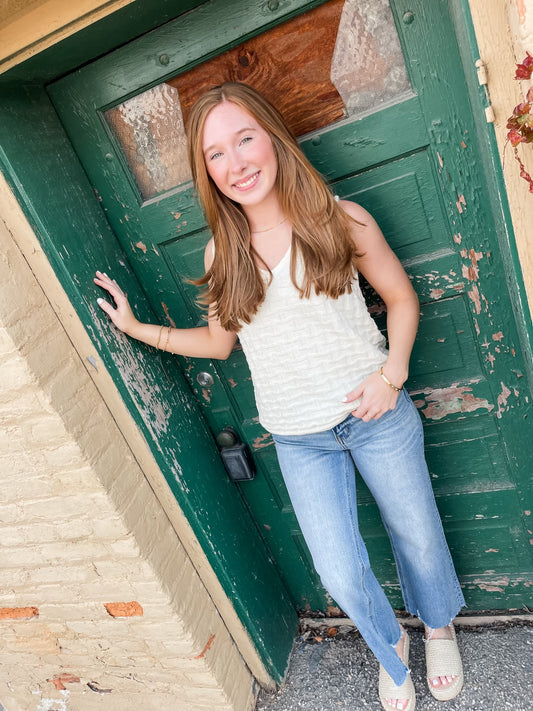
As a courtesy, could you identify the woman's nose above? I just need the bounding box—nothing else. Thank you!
[228,149,246,174]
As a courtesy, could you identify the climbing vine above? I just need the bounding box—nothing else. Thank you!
[506,52,533,192]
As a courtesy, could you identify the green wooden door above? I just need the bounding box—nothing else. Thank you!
[49,0,533,611]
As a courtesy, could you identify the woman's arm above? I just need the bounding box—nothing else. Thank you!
[93,239,237,360]
[339,200,420,421]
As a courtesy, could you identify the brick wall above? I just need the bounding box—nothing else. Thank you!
[0,187,255,710]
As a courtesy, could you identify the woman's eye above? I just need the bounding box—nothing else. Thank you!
[209,151,222,161]
[240,135,253,145]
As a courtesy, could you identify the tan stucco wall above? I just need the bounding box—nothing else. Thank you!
[0,0,135,73]
[0,173,258,711]
[468,0,533,317]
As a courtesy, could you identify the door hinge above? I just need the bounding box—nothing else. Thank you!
[475,59,496,123]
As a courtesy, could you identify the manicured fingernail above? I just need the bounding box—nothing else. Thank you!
[97,298,103,304]
[103,272,109,277]
[341,396,348,402]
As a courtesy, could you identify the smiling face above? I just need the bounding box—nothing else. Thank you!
[201,100,279,211]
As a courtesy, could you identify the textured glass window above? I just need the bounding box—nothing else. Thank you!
[105,83,189,200]
[331,0,411,117]
[105,0,410,200]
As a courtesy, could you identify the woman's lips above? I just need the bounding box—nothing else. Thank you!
[233,171,260,190]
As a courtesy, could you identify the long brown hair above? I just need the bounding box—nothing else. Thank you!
[187,82,360,332]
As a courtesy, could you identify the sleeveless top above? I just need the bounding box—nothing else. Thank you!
[237,246,388,435]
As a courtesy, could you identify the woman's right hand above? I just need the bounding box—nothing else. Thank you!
[94,271,139,336]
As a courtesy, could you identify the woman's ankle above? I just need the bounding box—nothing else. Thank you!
[424,623,454,641]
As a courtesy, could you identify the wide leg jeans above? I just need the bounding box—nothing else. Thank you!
[272,389,465,685]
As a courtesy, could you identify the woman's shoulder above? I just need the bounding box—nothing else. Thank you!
[336,198,372,224]
[204,237,215,271]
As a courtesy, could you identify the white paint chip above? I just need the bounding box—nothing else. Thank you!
[86,355,99,371]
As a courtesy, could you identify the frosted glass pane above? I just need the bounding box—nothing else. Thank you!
[331,0,411,116]
[105,83,190,200]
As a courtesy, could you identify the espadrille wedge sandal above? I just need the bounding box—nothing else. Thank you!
[425,624,464,701]
[379,629,416,711]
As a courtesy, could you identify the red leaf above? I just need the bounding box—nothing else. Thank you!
[515,52,533,80]
[515,101,531,116]
[508,128,523,147]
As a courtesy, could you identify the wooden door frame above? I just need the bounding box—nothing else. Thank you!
[451,0,533,378]
[0,0,531,681]
[0,0,314,686]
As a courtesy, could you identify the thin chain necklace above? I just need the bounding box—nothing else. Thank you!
[251,216,288,234]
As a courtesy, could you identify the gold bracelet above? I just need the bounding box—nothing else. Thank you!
[162,326,171,352]
[379,366,402,392]
[155,324,164,349]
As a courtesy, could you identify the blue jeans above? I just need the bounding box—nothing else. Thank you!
[272,389,465,685]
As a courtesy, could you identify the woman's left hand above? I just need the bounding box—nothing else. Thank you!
[343,371,401,422]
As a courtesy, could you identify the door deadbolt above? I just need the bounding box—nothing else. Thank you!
[216,427,256,481]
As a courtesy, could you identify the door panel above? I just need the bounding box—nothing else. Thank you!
[49,0,533,611]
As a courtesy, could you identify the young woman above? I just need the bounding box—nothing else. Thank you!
[95,82,465,711]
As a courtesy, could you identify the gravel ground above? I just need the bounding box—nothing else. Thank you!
[256,621,533,711]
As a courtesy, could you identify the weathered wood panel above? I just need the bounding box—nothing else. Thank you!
[170,0,345,136]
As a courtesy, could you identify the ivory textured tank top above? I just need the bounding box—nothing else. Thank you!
[238,246,388,435]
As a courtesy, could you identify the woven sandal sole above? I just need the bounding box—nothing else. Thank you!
[379,631,416,711]
[425,631,464,701]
